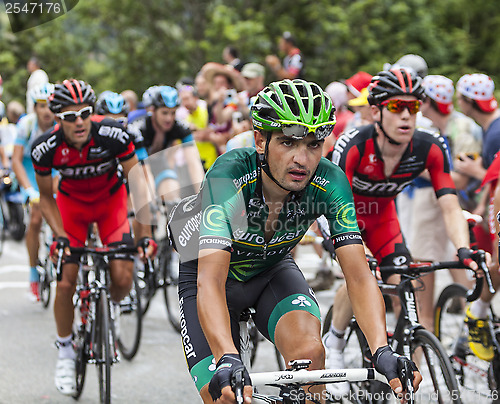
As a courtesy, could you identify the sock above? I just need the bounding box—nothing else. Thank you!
[324,325,346,350]
[57,335,76,360]
[30,266,40,282]
[469,299,490,319]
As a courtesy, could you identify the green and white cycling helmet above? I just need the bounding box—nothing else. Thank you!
[251,79,336,140]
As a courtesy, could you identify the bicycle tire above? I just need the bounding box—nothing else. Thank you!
[73,323,89,399]
[435,283,496,402]
[95,290,112,404]
[7,201,26,241]
[488,355,500,404]
[0,200,5,256]
[411,328,462,403]
[162,244,181,333]
[117,273,143,360]
[434,283,468,341]
[39,258,52,308]
[135,258,154,316]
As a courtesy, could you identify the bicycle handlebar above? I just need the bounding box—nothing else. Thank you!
[374,249,495,302]
[54,244,138,281]
[248,367,388,386]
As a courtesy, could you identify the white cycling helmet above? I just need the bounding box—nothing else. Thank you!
[30,82,55,104]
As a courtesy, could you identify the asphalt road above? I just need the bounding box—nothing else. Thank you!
[1,235,499,404]
[0,237,337,404]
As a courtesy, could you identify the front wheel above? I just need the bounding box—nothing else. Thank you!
[73,324,89,399]
[162,246,181,333]
[0,200,5,256]
[411,328,462,403]
[117,273,143,360]
[435,283,495,401]
[39,258,53,308]
[322,305,388,403]
[95,290,112,404]
[7,201,25,241]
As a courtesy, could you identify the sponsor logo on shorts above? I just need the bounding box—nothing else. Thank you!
[291,295,312,307]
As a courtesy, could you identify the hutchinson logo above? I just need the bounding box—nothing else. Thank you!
[4,0,79,33]
[291,295,312,307]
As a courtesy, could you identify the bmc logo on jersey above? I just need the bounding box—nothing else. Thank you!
[332,129,359,165]
[352,176,413,195]
[32,134,58,162]
[59,161,114,179]
[98,126,129,144]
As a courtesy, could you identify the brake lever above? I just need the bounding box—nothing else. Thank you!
[398,358,415,404]
[231,368,244,404]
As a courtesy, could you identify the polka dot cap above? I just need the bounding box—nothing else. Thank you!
[457,73,497,112]
[423,75,454,114]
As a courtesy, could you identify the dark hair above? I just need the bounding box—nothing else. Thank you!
[459,94,484,113]
[225,46,239,59]
[28,56,41,67]
[282,31,296,46]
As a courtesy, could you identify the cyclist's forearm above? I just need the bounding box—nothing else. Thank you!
[39,194,66,238]
[11,157,31,190]
[0,146,8,168]
[438,194,470,249]
[184,145,205,193]
[336,244,388,353]
[132,220,152,240]
[197,249,238,361]
[347,275,388,354]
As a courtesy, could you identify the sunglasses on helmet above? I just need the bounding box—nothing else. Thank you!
[56,106,93,122]
[381,99,421,114]
[277,120,336,140]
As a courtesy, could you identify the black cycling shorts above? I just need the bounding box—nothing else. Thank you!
[178,254,320,392]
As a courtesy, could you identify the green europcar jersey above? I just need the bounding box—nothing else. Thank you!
[194,148,361,281]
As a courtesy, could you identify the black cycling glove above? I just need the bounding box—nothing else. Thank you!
[208,353,251,402]
[372,345,418,388]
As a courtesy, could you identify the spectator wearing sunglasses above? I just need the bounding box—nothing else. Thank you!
[30,79,156,397]
[323,68,480,400]
[168,79,421,404]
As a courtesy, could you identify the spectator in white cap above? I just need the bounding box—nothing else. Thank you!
[455,72,500,363]
[422,75,482,161]
[456,73,500,173]
[399,74,482,332]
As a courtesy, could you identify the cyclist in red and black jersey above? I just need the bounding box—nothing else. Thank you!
[31,79,156,396]
[323,68,484,399]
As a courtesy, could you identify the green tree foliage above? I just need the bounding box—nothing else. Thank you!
[0,0,499,104]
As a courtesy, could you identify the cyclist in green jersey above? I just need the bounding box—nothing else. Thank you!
[169,79,421,404]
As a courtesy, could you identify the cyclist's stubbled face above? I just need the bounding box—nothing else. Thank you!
[34,102,55,129]
[58,104,92,150]
[153,106,176,132]
[257,131,324,192]
[371,95,418,145]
